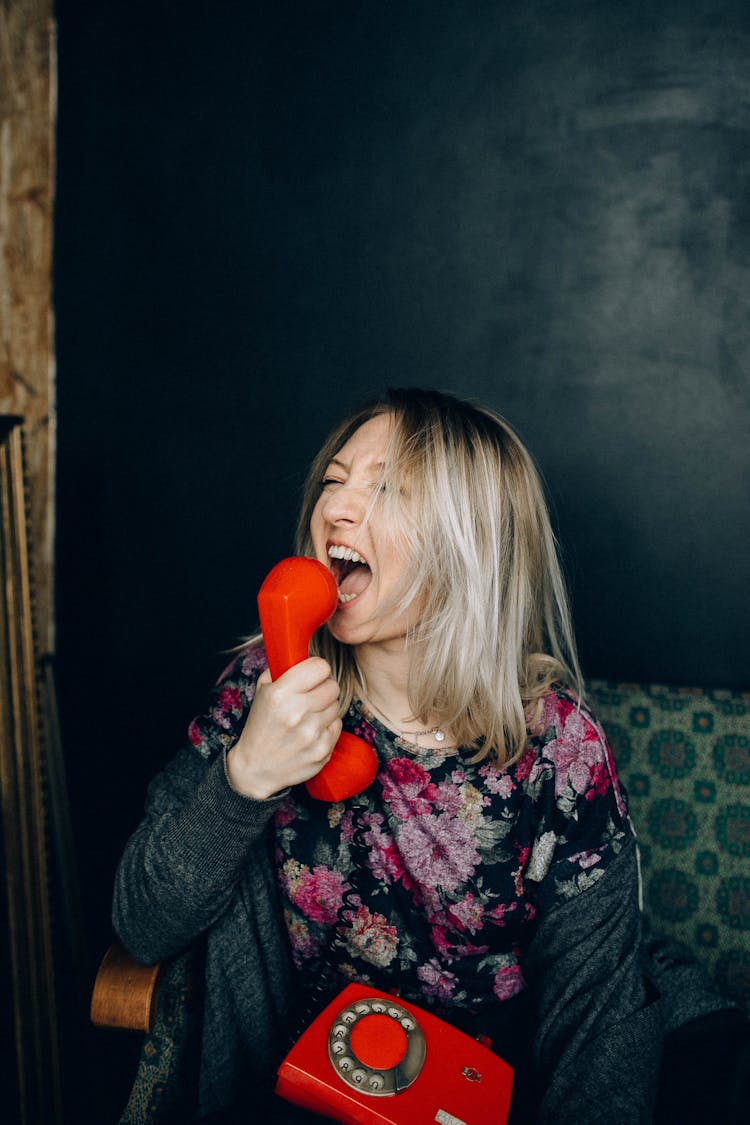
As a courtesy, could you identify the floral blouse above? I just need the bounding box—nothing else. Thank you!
[188,646,631,1018]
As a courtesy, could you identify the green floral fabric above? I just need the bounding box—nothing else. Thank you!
[589,681,750,1006]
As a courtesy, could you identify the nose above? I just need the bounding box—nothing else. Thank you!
[319,481,368,528]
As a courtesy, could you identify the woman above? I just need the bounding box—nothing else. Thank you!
[113,388,743,1124]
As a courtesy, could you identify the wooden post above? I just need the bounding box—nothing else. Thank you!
[0,417,62,1123]
[0,6,60,1125]
[0,0,56,656]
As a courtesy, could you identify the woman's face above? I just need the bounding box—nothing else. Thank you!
[310,413,416,650]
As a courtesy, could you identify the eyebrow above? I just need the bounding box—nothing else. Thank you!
[327,457,386,472]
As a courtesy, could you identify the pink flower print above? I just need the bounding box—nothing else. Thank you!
[292,865,346,925]
[433,779,487,832]
[433,780,464,816]
[514,745,536,783]
[480,766,515,798]
[544,705,610,800]
[218,685,243,714]
[388,758,432,789]
[541,691,577,730]
[274,800,297,829]
[341,807,384,844]
[601,728,627,818]
[429,923,454,958]
[346,906,399,968]
[240,647,267,678]
[488,901,518,927]
[493,963,525,1001]
[396,814,480,894]
[368,837,405,885]
[353,720,377,747]
[417,958,458,1002]
[381,758,435,818]
[211,707,232,730]
[339,809,356,845]
[587,760,611,800]
[572,850,602,870]
[187,720,204,748]
[512,844,530,897]
[355,813,403,884]
[446,892,485,935]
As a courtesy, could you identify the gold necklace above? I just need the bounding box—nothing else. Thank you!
[358,697,453,752]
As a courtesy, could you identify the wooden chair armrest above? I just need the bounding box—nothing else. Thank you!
[90,941,163,1032]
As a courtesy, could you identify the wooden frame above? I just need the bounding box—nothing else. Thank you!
[90,941,163,1033]
[0,416,62,1124]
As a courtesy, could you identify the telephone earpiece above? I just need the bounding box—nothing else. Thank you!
[257,557,378,802]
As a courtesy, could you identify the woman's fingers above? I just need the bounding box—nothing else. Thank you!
[226,658,344,798]
[273,656,337,693]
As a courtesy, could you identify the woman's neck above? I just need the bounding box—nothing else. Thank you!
[352,640,416,727]
[352,640,452,748]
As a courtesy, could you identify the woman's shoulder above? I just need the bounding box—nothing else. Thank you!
[522,682,627,818]
[534,682,605,746]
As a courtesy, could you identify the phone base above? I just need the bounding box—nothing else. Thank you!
[276,983,513,1125]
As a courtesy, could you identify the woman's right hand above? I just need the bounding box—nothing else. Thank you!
[225,657,342,800]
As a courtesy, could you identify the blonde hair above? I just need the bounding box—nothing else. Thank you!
[293,388,582,768]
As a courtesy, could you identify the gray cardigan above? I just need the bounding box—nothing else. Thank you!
[113,743,732,1123]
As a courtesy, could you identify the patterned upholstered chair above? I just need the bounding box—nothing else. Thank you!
[589,680,750,1003]
[92,680,750,1123]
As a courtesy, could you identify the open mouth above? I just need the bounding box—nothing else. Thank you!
[328,543,373,604]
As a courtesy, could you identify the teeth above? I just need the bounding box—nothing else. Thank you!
[328,544,366,565]
[338,591,358,604]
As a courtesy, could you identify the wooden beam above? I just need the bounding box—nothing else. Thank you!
[0,0,56,655]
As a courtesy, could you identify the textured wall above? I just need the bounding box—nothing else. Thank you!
[54,6,749,1111]
[56,2,749,705]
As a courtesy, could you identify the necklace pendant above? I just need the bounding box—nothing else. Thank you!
[434,729,446,743]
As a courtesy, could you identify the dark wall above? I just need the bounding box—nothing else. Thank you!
[54,0,750,1117]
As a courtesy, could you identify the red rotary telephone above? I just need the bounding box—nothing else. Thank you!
[262,559,514,1123]
[276,982,514,1124]
[257,556,378,802]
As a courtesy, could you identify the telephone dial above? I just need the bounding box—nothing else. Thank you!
[257,557,378,802]
[276,982,514,1125]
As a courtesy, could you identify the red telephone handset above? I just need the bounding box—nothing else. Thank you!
[257,557,378,802]
[276,982,514,1124]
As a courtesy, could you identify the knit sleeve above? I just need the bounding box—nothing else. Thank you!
[520,692,661,1124]
[525,840,661,1124]
[112,645,284,964]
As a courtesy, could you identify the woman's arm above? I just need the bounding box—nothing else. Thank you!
[526,838,662,1125]
[112,743,285,963]
[112,643,343,964]
[519,691,662,1122]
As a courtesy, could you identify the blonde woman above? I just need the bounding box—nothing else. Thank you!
[113,389,745,1124]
